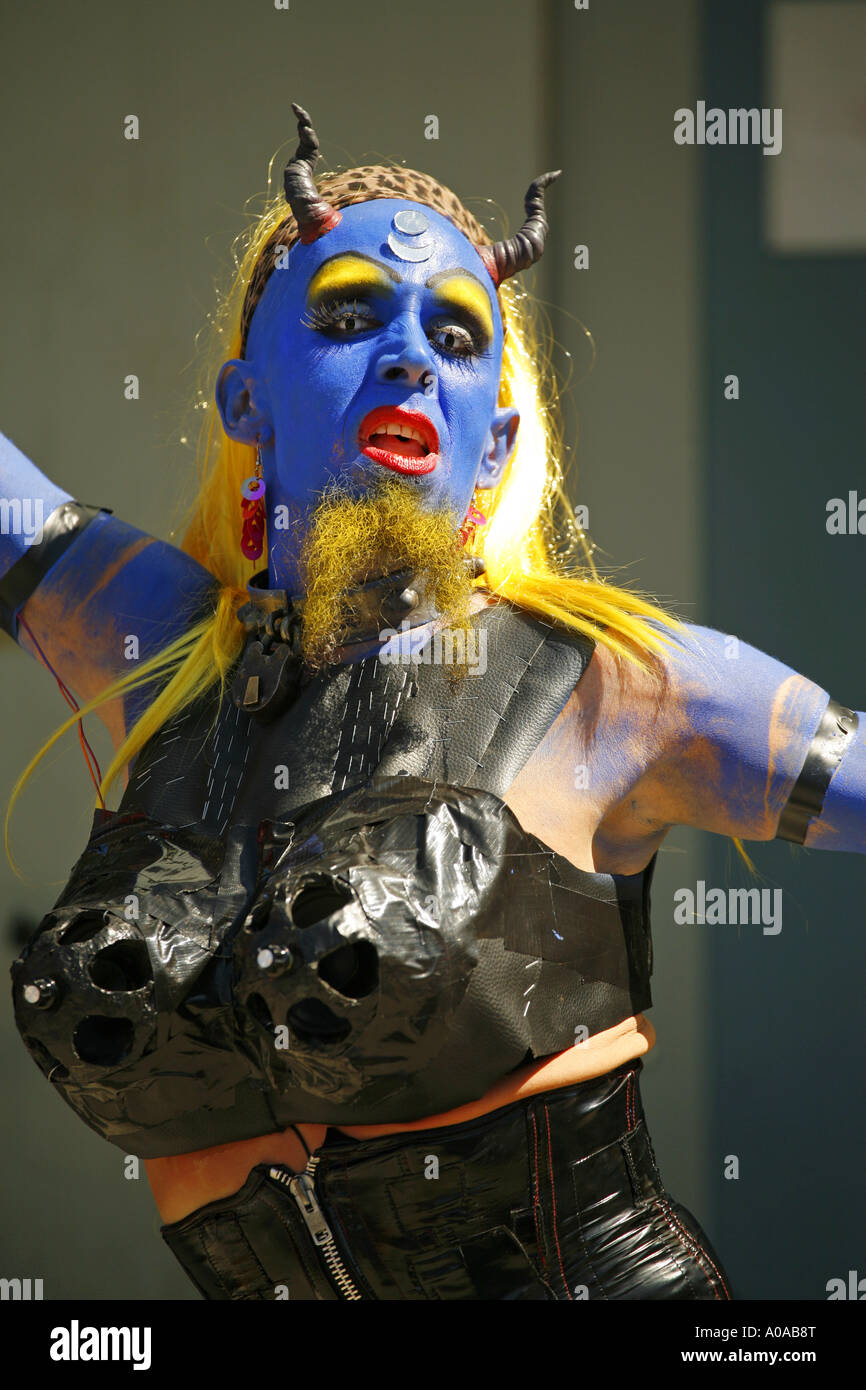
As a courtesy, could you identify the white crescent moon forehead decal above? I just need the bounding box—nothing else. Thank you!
[393,209,429,234]
[388,208,434,262]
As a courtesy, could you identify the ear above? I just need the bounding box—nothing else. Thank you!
[476,406,519,489]
[214,359,274,446]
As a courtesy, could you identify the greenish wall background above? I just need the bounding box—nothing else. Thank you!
[542,0,713,1262]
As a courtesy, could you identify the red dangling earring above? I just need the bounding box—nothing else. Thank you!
[240,443,266,561]
[459,493,488,548]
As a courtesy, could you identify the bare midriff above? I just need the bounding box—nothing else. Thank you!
[146,1013,655,1224]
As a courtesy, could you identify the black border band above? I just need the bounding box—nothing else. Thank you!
[776,698,859,844]
[0,501,111,638]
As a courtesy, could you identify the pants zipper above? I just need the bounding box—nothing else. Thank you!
[268,1156,364,1300]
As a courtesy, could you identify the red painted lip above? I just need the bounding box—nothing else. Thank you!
[358,406,440,476]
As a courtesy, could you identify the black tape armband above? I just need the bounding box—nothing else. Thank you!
[775,699,859,844]
[0,501,112,639]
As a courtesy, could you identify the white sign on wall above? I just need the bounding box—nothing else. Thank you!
[765,1,866,253]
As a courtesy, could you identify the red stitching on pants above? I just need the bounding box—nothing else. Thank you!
[626,1071,636,1132]
[544,1104,573,1301]
[529,1109,546,1271]
[657,1199,731,1300]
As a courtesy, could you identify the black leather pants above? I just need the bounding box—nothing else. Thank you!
[161,1059,733,1300]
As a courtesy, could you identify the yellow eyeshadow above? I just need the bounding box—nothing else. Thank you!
[306,256,394,303]
[432,276,494,341]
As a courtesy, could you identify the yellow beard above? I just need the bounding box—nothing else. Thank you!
[299,475,475,672]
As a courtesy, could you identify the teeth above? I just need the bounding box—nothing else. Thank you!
[369,422,428,446]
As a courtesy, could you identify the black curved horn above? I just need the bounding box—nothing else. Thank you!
[476,170,561,286]
[283,102,342,244]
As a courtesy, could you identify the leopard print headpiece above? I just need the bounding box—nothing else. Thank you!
[240,102,560,358]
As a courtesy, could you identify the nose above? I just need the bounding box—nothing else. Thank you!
[374,315,438,395]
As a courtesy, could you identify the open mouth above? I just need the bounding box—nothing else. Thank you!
[358,406,439,476]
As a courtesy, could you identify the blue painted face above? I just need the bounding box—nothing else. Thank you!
[216,199,519,586]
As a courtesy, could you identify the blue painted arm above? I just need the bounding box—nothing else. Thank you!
[1,430,220,739]
[654,623,865,855]
[0,430,74,574]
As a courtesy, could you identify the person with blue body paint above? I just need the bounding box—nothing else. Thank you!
[2,104,864,1301]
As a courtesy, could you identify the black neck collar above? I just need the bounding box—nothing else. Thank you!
[238,555,486,650]
[231,555,487,722]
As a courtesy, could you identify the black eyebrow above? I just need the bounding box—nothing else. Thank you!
[423,267,491,294]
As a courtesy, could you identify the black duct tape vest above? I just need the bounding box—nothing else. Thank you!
[12,599,656,1157]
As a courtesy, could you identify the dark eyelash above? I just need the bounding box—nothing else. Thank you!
[438,345,482,375]
[301,297,376,332]
[429,324,487,360]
